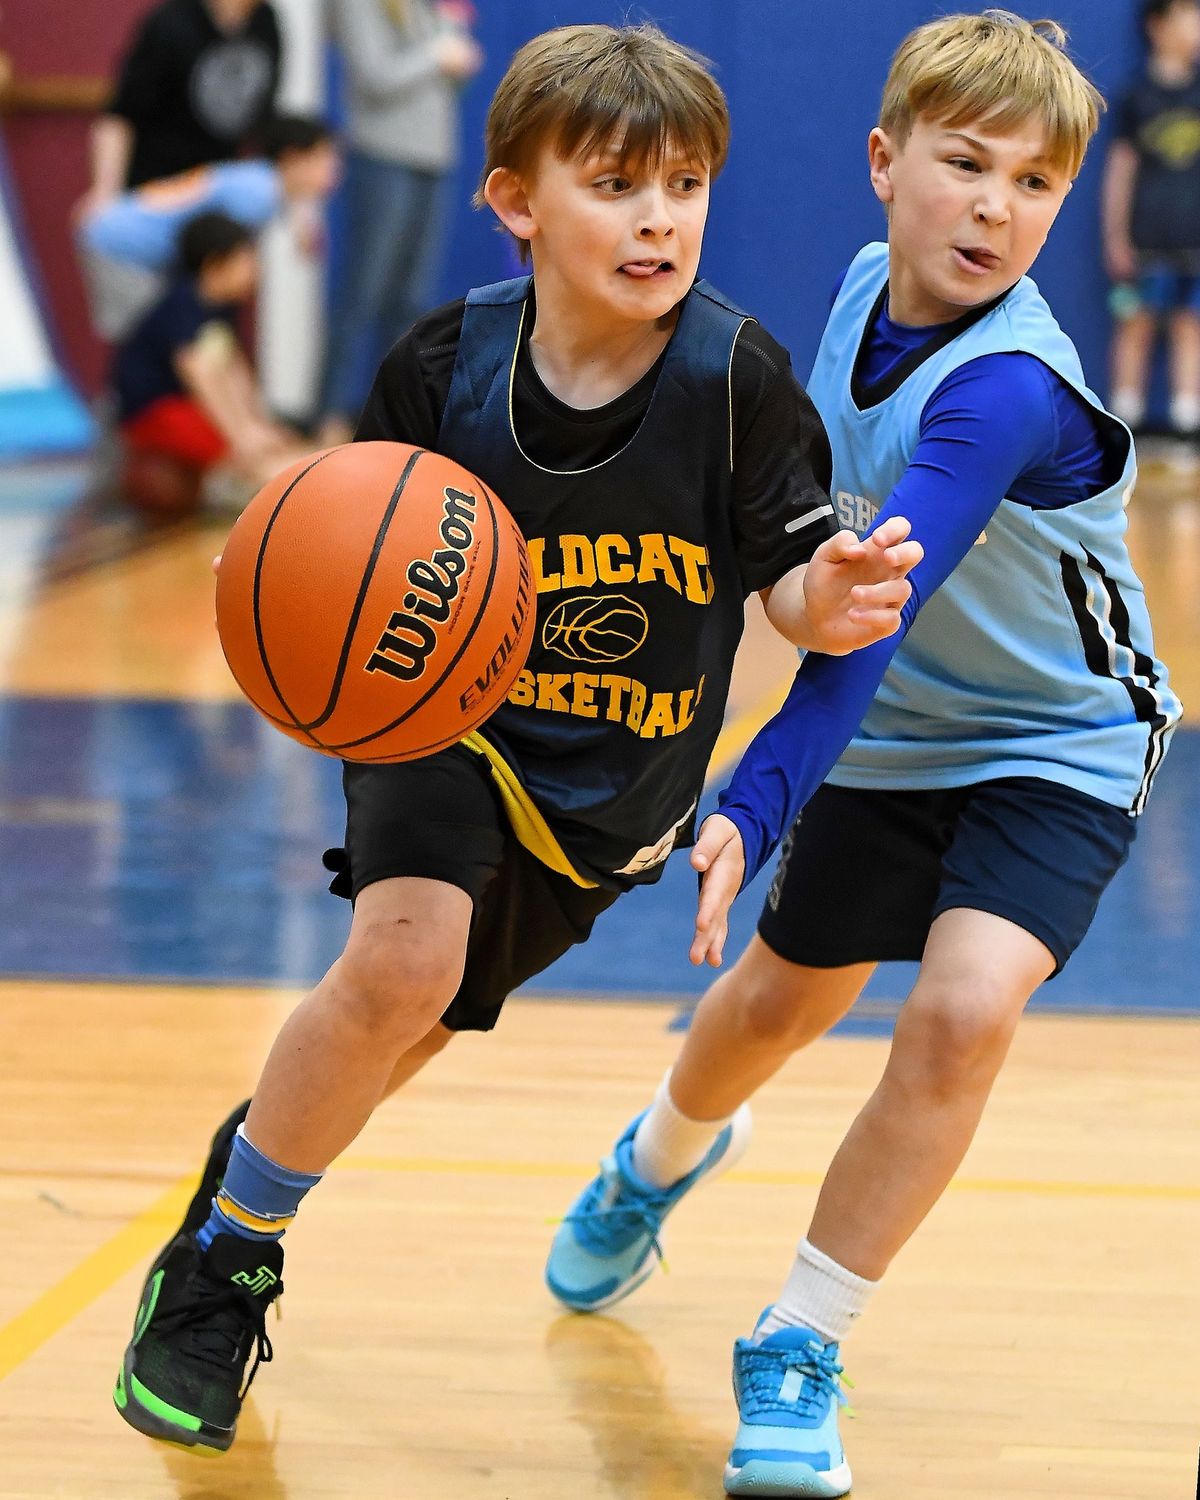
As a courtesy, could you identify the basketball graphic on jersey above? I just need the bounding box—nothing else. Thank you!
[542,594,649,664]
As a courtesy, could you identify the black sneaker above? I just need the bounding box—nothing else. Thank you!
[114,1231,283,1451]
[180,1100,251,1237]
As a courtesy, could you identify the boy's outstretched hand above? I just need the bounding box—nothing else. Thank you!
[800,516,923,654]
[689,813,745,967]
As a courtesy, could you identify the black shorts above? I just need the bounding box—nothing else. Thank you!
[323,746,619,1031]
[757,777,1137,977]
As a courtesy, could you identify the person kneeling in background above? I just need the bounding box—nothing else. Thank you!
[77,114,339,343]
[114,211,311,515]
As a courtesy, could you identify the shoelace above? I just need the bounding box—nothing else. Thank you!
[739,1338,851,1421]
[562,1161,672,1265]
[156,1283,276,1397]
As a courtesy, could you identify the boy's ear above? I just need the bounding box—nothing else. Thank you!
[868,127,896,207]
[484,167,536,248]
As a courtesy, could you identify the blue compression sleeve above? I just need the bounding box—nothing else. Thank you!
[719,354,1077,883]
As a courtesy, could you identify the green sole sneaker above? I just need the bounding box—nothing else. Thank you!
[114,1230,282,1452]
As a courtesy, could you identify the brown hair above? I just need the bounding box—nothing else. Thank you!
[476,22,730,208]
[879,10,1104,177]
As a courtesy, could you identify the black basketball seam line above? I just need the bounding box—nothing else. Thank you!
[251,449,338,744]
[223,655,297,730]
[325,483,505,751]
[346,685,512,761]
[296,446,427,734]
[325,484,503,750]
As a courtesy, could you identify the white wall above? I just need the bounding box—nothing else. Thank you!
[258,0,326,421]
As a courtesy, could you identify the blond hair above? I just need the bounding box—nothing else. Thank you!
[476,22,730,207]
[880,10,1104,177]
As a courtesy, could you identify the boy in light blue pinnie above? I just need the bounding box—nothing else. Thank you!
[547,13,1181,1497]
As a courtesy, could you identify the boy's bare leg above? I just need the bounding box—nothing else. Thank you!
[667,935,874,1120]
[1167,307,1200,428]
[380,1021,456,1095]
[245,876,472,1172]
[1109,308,1155,421]
[806,907,1053,1279]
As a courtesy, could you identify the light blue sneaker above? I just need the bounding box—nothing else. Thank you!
[545,1104,752,1312]
[723,1312,853,1497]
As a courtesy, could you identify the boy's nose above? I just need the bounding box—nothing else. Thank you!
[637,188,676,238]
[973,186,1011,225]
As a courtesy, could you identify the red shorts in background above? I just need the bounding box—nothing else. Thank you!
[121,395,228,469]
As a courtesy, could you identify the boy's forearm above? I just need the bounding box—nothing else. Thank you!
[1101,144,1137,249]
[719,643,891,883]
[178,343,263,450]
[89,115,133,199]
[760,567,819,649]
[225,351,271,424]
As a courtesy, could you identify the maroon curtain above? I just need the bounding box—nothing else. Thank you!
[1,0,158,395]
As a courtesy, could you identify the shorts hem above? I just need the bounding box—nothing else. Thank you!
[755,917,922,969]
[929,896,1070,976]
[323,848,488,908]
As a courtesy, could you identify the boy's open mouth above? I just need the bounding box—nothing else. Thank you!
[619,259,675,278]
[953,245,1000,272]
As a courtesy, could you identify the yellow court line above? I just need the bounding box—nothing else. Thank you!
[3,1153,1197,1388]
[704,677,792,787]
[337,1154,1200,1201]
[0,1177,196,1384]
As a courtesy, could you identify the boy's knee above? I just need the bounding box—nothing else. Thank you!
[732,948,840,1051]
[899,973,1022,1091]
[337,924,464,1039]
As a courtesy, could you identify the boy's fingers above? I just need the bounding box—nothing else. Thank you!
[690,875,734,964]
[690,814,738,872]
[869,516,912,548]
[846,609,903,638]
[851,578,912,608]
[690,815,744,965]
[884,540,924,572]
[820,528,866,562]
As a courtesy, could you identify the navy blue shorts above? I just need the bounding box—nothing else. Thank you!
[757,777,1137,976]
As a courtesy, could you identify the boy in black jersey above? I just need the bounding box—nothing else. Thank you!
[1103,0,1200,438]
[113,22,922,1454]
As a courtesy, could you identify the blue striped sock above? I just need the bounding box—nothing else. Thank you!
[196,1126,323,1249]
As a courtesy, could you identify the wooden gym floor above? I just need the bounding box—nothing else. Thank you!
[0,455,1198,1498]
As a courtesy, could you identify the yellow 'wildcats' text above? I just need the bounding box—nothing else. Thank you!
[528,533,714,604]
[508,670,705,739]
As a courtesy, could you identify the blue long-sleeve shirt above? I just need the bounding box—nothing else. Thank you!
[719,303,1111,884]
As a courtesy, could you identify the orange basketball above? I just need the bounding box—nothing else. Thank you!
[215,442,535,761]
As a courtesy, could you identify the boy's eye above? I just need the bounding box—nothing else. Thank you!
[1022,174,1050,192]
[948,156,981,173]
[672,174,703,192]
[595,176,630,194]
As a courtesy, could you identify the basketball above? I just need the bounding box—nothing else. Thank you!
[214,441,535,761]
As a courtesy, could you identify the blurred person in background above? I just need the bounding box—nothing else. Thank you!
[317,0,482,445]
[79,0,282,217]
[114,211,309,516]
[77,114,338,341]
[1104,0,1200,441]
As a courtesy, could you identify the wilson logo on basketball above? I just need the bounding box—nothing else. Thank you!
[365,487,478,682]
[542,594,650,665]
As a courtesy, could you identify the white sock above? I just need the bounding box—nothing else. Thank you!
[630,1070,732,1189]
[1169,394,1200,432]
[1109,389,1145,427]
[755,1238,878,1345]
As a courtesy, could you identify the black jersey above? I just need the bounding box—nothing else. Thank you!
[1115,70,1200,256]
[111,0,282,187]
[357,277,835,887]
